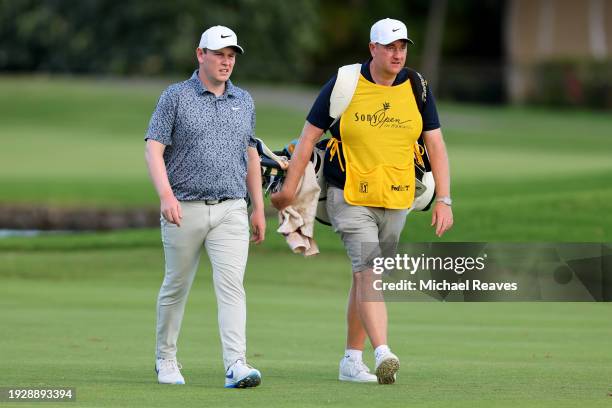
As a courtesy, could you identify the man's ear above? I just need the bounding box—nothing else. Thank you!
[196,48,206,64]
[368,42,376,58]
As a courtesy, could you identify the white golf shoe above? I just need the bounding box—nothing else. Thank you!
[338,357,377,383]
[155,358,185,384]
[375,350,400,384]
[224,360,261,388]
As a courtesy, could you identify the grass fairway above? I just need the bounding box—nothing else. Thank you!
[1,237,611,407]
[1,76,611,240]
[1,76,611,407]
[0,76,306,208]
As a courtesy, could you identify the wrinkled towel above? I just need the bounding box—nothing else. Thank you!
[277,161,320,256]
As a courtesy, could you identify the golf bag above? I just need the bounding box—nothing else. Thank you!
[255,137,331,224]
[278,138,330,225]
[255,137,288,196]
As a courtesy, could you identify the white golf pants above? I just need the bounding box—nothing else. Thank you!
[155,199,250,370]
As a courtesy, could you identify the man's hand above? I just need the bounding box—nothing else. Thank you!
[161,193,183,226]
[250,207,266,244]
[431,202,453,237]
[270,190,293,211]
[145,139,182,226]
[270,121,324,211]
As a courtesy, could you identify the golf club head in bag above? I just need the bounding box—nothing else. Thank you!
[255,138,288,199]
[255,137,331,224]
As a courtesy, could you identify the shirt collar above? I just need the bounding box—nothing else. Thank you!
[361,59,407,86]
[190,70,237,97]
[225,79,238,97]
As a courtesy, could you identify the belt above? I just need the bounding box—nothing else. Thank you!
[204,198,231,205]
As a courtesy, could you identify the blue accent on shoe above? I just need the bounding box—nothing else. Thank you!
[225,370,234,379]
[224,370,261,389]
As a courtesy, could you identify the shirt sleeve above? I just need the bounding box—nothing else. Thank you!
[422,85,441,131]
[144,86,177,145]
[306,75,337,131]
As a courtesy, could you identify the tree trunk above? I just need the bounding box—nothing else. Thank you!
[421,0,448,90]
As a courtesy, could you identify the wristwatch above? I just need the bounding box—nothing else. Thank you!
[435,196,452,206]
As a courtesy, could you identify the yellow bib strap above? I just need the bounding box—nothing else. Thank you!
[414,141,425,168]
[326,138,345,172]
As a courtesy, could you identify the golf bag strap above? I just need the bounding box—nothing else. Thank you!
[405,68,427,114]
[329,63,361,127]
[329,65,426,126]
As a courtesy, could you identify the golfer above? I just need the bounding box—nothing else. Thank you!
[271,18,453,384]
[144,25,265,388]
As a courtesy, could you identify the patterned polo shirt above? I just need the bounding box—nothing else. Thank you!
[145,70,256,201]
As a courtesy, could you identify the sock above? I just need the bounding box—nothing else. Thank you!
[374,345,390,361]
[344,349,363,361]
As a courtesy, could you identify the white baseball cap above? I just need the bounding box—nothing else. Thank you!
[198,25,244,54]
[370,18,414,45]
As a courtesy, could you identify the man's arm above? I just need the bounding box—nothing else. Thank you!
[246,146,265,244]
[270,121,325,210]
[422,128,453,237]
[144,139,182,226]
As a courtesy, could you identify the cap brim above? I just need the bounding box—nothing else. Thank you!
[231,45,244,54]
[376,37,414,46]
[204,45,244,54]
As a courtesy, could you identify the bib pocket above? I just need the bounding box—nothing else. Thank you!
[344,163,383,207]
[382,165,415,209]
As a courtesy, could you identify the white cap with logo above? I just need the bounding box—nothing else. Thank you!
[199,25,244,54]
[370,18,414,45]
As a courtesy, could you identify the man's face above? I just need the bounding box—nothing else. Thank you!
[369,39,407,76]
[197,47,237,84]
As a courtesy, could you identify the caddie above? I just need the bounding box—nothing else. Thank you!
[271,17,453,384]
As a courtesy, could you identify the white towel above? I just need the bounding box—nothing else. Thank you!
[277,161,320,256]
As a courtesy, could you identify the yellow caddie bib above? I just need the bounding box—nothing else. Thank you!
[340,74,423,209]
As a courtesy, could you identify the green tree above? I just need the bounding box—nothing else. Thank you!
[0,0,320,81]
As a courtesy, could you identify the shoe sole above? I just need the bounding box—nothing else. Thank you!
[375,358,400,385]
[338,374,377,383]
[225,372,261,389]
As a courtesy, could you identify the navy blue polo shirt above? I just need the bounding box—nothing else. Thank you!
[145,71,257,201]
[306,60,441,189]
